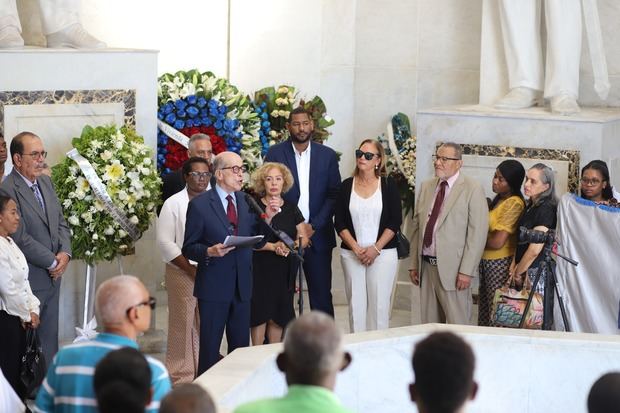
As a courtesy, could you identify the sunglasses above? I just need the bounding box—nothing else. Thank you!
[355,149,379,161]
[125,296,156,317]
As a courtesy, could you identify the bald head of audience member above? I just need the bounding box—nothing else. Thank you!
[410,332,477,413]
[276,311,351,391]
[95,275,154,340]
[588,372,620,413]
[159,383,216,413]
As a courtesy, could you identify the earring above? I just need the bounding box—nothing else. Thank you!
[375,164,379,170]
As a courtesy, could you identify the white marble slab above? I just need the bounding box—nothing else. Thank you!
[195,324,620,413]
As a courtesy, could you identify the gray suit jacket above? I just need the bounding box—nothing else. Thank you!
[1,169,71,291]
[411,173,488,291]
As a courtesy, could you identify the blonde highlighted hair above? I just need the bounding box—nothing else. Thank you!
[251,162,295,196]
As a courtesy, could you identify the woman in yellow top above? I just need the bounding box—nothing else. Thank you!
[478,160,526,326]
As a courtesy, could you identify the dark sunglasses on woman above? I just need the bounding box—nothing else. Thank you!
[355,149,378,161]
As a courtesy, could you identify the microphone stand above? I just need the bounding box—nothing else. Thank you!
[297,236,305,315]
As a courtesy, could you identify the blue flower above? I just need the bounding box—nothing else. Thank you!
[197,97,207,108]
[187,106,199,118]
[214,120,223,129]
[260,102,267,109]
[177,110,186,118]
[207,99,218,109]
[174,120,185,129]
[262,121,270,128]
[187,95,197,105]
[163,103,174,114]
[203,118,212,127]
[218,105,228,114]
[157,112,164,120]
[261,112,268,120]
[174,100,188,111]
[186,119,194,127]
[165,113,176,124]
[209,108,219,117]
[224,119,236,130]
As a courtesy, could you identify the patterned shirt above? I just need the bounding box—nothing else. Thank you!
[34,333,171,413]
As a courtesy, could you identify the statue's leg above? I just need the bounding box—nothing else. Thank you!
[544,0,581,100]
[37,0,105,48]
[0,0,24,48]
[498,0,544,92]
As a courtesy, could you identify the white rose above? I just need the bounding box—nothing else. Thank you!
[118,229,128,238]
[81,212,93,223]
[63,199,72,209]
[271,110,279,118]
[140,167,150,175]
[269,130,278,138]
[287,91,294,99]
[142,157,152,166]
[283,111,290,119]
[104,226,115,235]
[118,190,128,201]
[100,150,113,161]
[75,190,85,200]
[68,216,79,226]
[129,215,139,225]
[278,86,289,94]
[92,233,99,240]
[68,191,76,199]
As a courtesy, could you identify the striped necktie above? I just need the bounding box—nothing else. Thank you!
[31,183,45,210]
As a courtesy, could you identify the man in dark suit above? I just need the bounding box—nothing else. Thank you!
[161,133,214,206]
[265,107,341,316]
[1,131,72,363]
[182,151,276,373]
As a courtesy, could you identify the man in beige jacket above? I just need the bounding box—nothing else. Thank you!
[409,143,488,325]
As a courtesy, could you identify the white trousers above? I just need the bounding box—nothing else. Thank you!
[498,0,582,98]
[0,0,79,35]
[341,248,398,333]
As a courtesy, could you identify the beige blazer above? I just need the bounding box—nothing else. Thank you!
[411,173,488,291]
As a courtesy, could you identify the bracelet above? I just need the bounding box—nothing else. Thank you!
[373,244,381,255]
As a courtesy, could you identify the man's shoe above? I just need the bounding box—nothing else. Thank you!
[550,93,580,116]
[0,25,24,48]
[46,23,106,49]
[494,87,540,110]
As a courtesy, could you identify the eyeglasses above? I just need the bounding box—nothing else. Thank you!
[187,171,212,180]
[580,177,602,186]
[221,165,247,174]
[125,296,156,317]
[355,149,379,161]
[432,155,460,163]
[21,151,48,159]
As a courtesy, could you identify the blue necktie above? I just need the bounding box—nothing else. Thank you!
[31,183,45,210]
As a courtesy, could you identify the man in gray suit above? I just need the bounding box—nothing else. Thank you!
[1,131,71,363]
[409,142,488,325]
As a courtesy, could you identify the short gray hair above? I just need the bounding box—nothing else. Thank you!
[439,142,463,159]
[188,133,211,151]
[95,275,144,326]
[284,311,343,382]
[529,163,557,204]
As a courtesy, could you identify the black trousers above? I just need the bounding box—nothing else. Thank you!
[0,310,27,399]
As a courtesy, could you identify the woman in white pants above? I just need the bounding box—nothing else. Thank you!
[335,139,402,332]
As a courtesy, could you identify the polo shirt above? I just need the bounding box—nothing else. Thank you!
[34,332,171,413]
[233,384,353,413]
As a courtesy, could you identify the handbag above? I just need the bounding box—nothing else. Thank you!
[395,230,410,260]
[491,273,543,329]
[21,328,47,398]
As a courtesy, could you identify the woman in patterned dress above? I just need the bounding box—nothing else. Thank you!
[478,159,525,326]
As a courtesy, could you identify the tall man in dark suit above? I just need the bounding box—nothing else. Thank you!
[1,131,72,363]
[409,143,488,325]
[183,151,276,373]
[265,107,341,316]
[161,133,214,205]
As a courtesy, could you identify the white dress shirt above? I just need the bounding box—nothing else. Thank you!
[157,188,197,267]
[422,171,460,257]
[293,142,311,222]
[0,236,40,321]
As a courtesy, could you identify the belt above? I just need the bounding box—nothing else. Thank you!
[422,255,437,266]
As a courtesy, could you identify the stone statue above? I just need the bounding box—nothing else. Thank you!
[0,0,105,48]
[494,0,583,115]
[493,0,610,117]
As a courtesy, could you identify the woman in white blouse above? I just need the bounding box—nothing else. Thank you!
[334,139,402,332]
[156,157,211,384]
[0,193,40,399]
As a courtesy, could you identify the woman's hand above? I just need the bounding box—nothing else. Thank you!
[273,241,289,257]
[359,245,380,266]
[25,312,40,329]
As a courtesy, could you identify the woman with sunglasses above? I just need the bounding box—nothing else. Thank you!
[0,194,40,400]
[156,157,211,384]
[335,139,402,332]
[579,160,619,208]
[477,159,525,326]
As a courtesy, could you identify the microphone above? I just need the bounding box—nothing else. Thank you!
[245,193,267,219]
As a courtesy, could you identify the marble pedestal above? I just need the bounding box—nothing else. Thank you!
[0,48,162,344]
[416,104,620,196]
